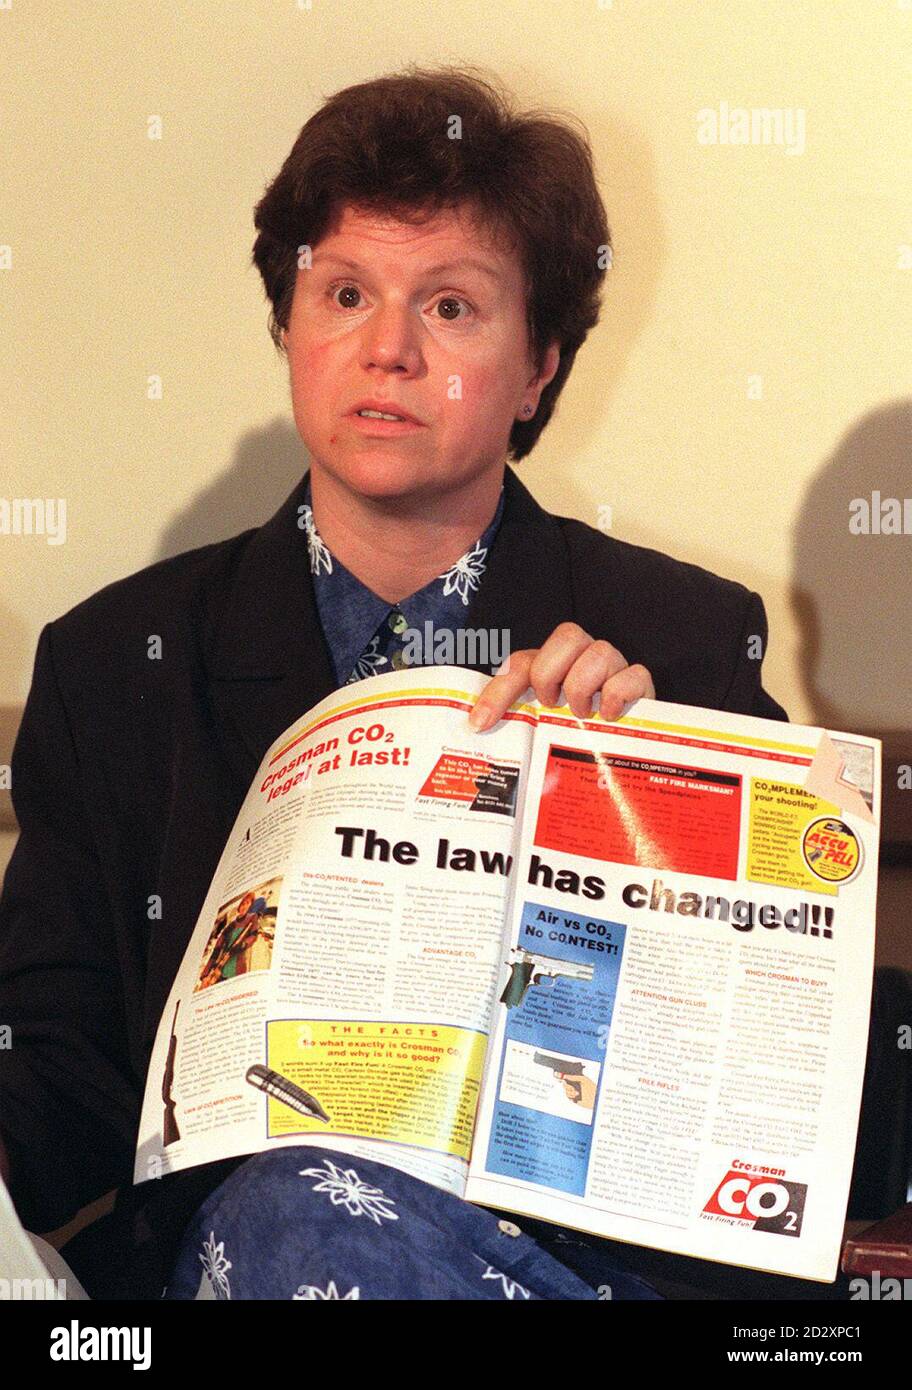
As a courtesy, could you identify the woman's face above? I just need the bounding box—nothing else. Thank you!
[283,202,559,506]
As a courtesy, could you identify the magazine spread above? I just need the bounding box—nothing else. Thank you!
[136,666,880,1282]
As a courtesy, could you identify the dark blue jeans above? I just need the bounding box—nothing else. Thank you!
[162,1147,662,1301]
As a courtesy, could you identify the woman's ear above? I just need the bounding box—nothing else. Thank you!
[530,339,560,391]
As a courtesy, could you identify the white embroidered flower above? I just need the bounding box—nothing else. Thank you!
[199,1231,232,1299]
[346,634,389,683]
[480,1264,531,1300]
[293,1280,361,1300]
[439,541,487,606]
[299,1157,399,1224]
[300,503,333,576]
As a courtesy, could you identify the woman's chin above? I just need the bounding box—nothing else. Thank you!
[313,453,444,501]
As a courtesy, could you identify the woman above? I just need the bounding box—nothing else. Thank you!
[167,64,650,1300]
[0,63,785,1300]
[161,64,783,1301]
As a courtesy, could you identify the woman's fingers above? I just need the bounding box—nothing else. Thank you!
[598,663,656,721]
[467,648,536,730]
[468,622,654,731]
[469,623,593,729]
[558,639,629,718]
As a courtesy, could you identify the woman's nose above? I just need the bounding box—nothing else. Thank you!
[358,300,424,374]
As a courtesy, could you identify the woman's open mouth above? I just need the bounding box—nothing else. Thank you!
[347,409,425,435]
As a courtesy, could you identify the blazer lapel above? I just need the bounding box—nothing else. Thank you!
[463,466,577,662]
[206,472,338,790]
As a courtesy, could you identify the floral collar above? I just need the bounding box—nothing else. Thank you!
[300,476,505,685]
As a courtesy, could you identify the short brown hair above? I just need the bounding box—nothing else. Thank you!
[251,64,610,461]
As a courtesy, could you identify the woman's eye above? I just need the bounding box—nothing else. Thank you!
[434,296,472,322]
[329,283,362,309]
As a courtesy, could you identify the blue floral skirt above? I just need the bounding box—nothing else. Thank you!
[162,1147,662,1301]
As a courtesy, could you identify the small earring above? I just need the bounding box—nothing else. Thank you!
[521,403,534,418]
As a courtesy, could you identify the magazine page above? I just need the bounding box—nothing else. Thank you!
[0,1167,89,1299]
[466,698,880,1282]
[135,667,534,1197]
[0,1166,62,1298]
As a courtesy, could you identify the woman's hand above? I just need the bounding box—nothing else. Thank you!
[468,622,655,731]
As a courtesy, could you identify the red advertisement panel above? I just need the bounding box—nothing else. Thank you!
[419,753,491,803]
[533,747,741,879]
[419,754,520,817]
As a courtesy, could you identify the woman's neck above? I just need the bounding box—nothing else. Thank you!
[308,467,503,604]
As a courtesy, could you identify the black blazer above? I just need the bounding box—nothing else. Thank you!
[0,466,787,1293]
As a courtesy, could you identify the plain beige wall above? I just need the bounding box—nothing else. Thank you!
[2,0,910,738]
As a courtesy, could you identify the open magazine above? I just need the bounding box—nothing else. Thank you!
[136,667,880,1282]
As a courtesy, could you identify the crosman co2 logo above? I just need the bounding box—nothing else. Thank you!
[702,1162,807,1237]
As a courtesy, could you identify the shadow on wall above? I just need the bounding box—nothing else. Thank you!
[791,399,912,734]
[0,705,22,835]
[1,602,33,707]
[154,419,307,563]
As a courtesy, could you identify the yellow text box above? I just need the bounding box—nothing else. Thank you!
[265,1019,487,1161]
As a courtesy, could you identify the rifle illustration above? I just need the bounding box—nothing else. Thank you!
[162,1000,181,1146]
[499,948,595,1010]
[533,1050,586,1103]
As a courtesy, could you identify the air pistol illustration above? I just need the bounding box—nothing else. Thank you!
[533,1051,587,1103]
[499,947,595,1010]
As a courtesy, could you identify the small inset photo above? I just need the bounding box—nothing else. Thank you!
[499,1040,600,1124]
[195,877,281,991]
